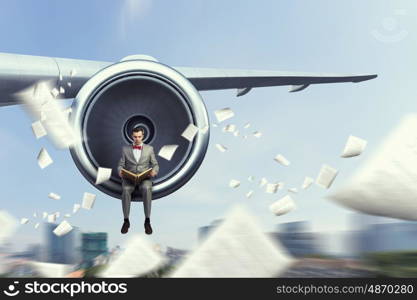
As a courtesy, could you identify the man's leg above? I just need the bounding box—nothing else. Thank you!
[141,179,152,218]
[140,179,153,234]
[121,180,135,234]
[122,180,135,218]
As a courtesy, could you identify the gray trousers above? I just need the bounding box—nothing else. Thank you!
[122,179,152,219]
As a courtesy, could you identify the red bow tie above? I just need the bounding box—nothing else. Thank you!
[133,145,142,150]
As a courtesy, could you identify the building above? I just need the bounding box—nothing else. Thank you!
[45,223,81,264]
[272,221,319,257]
[80,232,108,268]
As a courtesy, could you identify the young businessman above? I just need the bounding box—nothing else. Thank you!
[118,128,159,235]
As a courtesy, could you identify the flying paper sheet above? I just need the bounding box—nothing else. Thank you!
[328,114,417,221]
[17,81,78,149]
[95,167,112,185]
[42,212,48,219]
[51,88,59,98]
[246,190,254,198]
[169,205,295,277]
[288,188,298,194]
[243,122,251,129]
[48,193,61,200]
[259,177,268,187]
[274,154,290,166]
[302,177,314,190]
[28,261,73,278]
[99,234,166,277]
[37,148,53,169]
[214,108,234,123]
[265,183,279,194]
[73,204,81,214]
[223,124,236,133]
[229,179,240,188]
[31,121,47,139]
[341,135,367,158]
[316,164,338,189]
[269,195,296,216]
[82,193,96,210]
[181,124,199,142]
[20,218,29,225]
[212,123,218,128]
[59,86,65,94]
[34,223,40,229]
[253,131,262,138]
[47,214,56,223]
[158,145,178,161]
[215,144,227,152]
[64,214,71,218]
[53,220,73,237]
[0,211,17,244]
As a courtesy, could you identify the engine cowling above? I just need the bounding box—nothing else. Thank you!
[69,59,209,201]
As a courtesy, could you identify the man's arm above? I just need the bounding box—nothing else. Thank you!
[149,146,159,175]
[118,148,126,176]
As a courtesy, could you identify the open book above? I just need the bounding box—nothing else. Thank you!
[121,168,153,185]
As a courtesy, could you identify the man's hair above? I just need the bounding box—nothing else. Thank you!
[132,127,145,136]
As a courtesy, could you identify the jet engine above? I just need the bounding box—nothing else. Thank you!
[69,59,210,201]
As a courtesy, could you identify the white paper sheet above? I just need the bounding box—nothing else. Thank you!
[328,114,417,221]
[158,145,178,161]
[37,148,53,169]
[269,195,296,216]
[82,193,96,210]
[214,108,234,123]
[48,193,61,200]
[31,121,47,139]
[215,144,227,152]
[302,177,314,190]
[99,234,166,278]
[169,205,295,277]
[341,135,367,158]
[73,204,81,214]
[229,179,240,188]
[274,154,290,166]
[316,164,338,189]
[181,124,199,142]
[95,167,112,185]
[53,220,73,237]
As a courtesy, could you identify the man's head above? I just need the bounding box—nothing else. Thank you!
[132,128,145,145]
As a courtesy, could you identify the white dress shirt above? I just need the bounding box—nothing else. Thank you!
[132,143,143,163]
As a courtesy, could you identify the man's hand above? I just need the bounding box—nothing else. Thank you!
[149,170,157,177]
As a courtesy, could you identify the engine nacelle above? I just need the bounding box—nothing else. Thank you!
[69,60,209,201]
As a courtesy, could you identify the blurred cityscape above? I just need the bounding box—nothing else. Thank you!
[1,214,417,278]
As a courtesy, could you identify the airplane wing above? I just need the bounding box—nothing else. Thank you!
[175,67,377,96]
[0,52,377,107]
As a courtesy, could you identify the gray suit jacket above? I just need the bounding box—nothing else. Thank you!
[118,144,159,176]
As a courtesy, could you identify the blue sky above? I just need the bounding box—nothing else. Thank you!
[0,0,416,254]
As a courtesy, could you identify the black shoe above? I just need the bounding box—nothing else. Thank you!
[121,219,130,234]
[144,219,153,235]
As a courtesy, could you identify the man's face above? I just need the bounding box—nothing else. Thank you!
[132,131,144,145]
